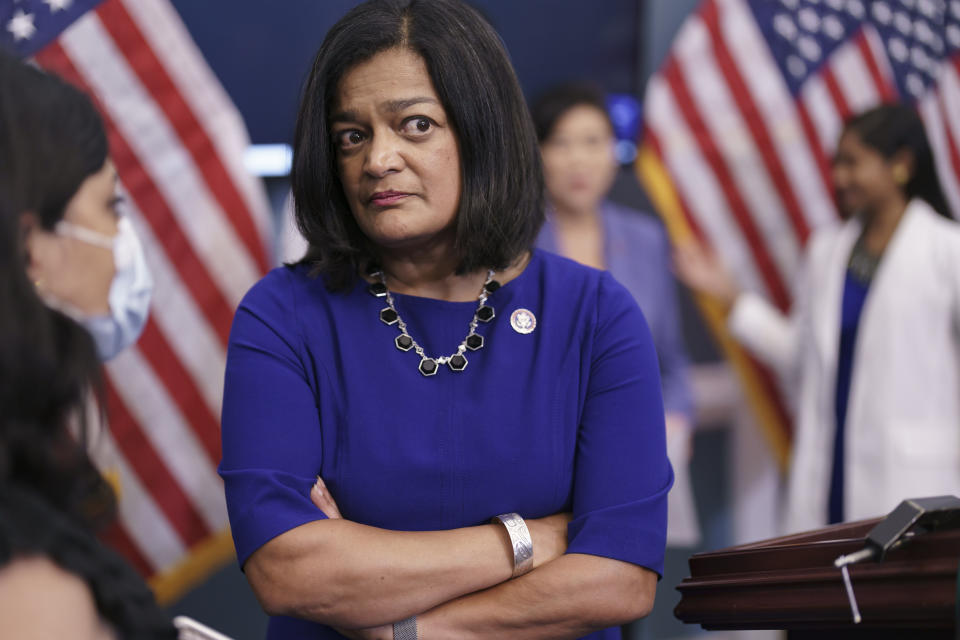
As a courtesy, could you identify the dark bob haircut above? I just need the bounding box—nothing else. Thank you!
[843,103,953,219]
[291,0,544,290]
[530,83,613,144]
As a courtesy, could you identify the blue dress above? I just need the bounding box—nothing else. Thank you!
[537,202,693,417]
[828,270,871,524]
[220,249,673,639]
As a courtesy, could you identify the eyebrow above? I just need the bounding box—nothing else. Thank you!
[330,97,439,124]
[384,97,438,112]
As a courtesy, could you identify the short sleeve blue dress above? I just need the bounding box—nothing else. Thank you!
[220,249,673,639]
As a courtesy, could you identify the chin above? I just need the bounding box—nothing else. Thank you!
[369,227,441,250]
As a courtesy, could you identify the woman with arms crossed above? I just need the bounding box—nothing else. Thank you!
[219,1,672,638]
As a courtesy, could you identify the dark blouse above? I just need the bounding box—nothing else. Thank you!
[220,250,673,639]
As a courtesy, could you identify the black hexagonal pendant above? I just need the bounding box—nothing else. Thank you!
[476,305,495,322]
[448,353,468,371]
[483,280,501,295]
[465,334,484,350]
[418,358,438,376]
[395,334,414,351]
[368,282,388,297]
[380,308,399,325]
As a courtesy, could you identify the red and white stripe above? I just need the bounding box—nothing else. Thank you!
[34,0,271,583]
[120,0,274,246]
[926,58,960,217]
[643,0,960,450]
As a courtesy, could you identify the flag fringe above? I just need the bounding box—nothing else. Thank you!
[148,527,236,605]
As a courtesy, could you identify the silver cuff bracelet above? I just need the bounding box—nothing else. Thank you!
[492,512,534,578]
[393,615,417,640]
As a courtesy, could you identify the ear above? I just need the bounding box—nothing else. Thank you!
[889,148,916,179]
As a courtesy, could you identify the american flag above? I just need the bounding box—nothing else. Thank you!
[637,0,960,467]
[2,0,272,601]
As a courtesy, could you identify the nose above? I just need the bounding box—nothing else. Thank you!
[363,130,405,177]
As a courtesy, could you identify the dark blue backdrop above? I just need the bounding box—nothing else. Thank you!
[169,0,640,145]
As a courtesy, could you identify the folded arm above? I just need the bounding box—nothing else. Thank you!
[223,275,568,628]
[244,505,569,628]
[415,553,656,639]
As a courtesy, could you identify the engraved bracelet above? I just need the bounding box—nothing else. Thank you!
[492,512,534,578]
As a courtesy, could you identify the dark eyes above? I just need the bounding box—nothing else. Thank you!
[402,117,433,134]
[334,117,435,150]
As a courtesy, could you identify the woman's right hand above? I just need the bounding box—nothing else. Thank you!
[673,240,741,309]
[526,513,571,568]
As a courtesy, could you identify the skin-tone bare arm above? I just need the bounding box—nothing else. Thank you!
[323,486,656,640]
[414,553,656,640]
[243,478,570,629]
[672,241,741,311]
[0,556,116,640]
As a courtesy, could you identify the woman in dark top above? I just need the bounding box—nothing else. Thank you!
[220,1,673,638]
[0,52,174,640]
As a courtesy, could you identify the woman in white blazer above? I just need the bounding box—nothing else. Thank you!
[675,104,960,533]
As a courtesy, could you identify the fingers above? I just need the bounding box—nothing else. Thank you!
[672,240,740,305]
[310,476,343,519]
[671,245,700,285]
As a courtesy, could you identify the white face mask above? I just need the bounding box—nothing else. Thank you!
[53,217,154,361]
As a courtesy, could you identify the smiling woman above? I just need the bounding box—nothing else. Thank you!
[675,103,960,535]
[219,1,673,639]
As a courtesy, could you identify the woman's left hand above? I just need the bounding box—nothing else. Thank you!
[310,475,343,519]
[311,478,396,639]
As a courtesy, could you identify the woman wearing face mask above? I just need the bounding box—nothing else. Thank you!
[1,60,152,363]
[675,103,960,533]
[0,52,173,639]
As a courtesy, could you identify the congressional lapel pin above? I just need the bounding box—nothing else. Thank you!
[510,308,536,334]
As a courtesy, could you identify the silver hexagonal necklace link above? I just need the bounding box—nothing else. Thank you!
[368,268,497,376]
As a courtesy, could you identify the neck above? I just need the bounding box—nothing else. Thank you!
[861,196,909,255]
[550,201,602,227]
[377,238,481,302]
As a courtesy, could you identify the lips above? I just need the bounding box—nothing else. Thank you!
[368,190,412,206]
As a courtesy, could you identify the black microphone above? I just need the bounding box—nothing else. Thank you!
[833,495,960,624]
[838,495,960,566]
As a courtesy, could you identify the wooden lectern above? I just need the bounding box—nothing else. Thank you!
[675,519,960,638]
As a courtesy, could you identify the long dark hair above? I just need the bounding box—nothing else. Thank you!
[843,103,953,219]
[292,0,544,290]
[0,52,115,528]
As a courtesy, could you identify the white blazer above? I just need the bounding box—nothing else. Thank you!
[728,199,960,533]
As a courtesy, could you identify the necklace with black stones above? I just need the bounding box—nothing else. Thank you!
[367,267,500,376]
